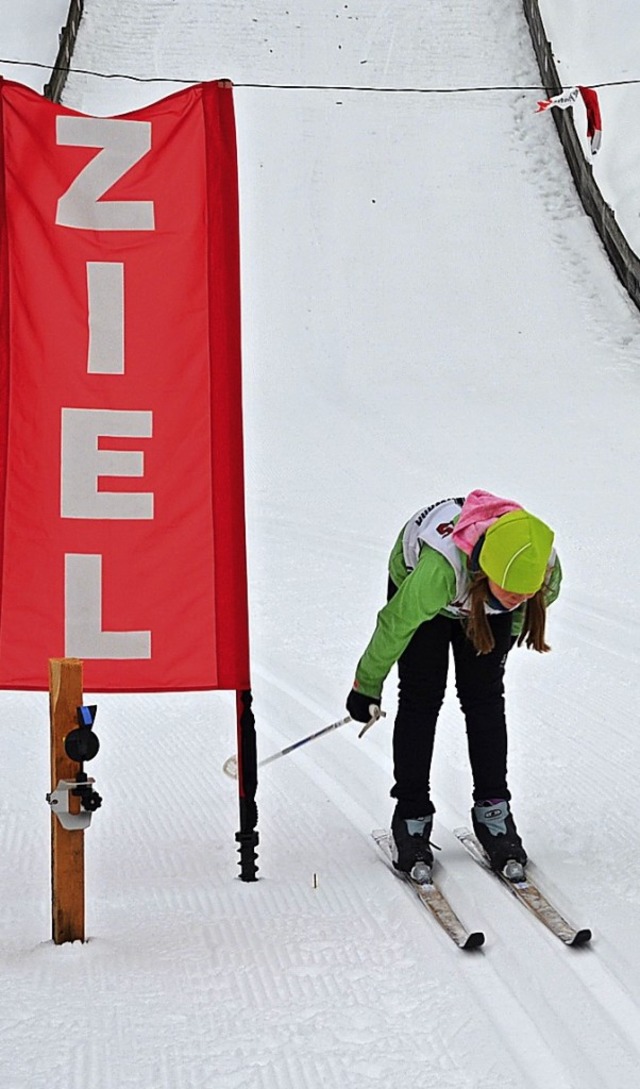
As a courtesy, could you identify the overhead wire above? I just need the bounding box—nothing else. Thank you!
[1,55,640,93]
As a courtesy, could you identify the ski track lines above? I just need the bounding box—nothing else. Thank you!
[253,666,640,1087]
[30,689,529,1089]
[439,829,640,1086]
[242,786,552,1089]
[558,598,640,668]
[4,676,636,1088]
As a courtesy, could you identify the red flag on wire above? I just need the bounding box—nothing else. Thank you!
[0,79,250,691]
[578,85,602,154]
[536,85,601,155]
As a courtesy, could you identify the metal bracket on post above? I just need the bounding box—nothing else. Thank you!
[47,778,95,831]
[46,702,103,830]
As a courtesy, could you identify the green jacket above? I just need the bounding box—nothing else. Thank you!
[354,528,562,699]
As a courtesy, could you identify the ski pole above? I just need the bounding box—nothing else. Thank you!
[223,708,383,778]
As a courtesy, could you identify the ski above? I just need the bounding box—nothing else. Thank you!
[454,827,591,947]
[372,830,485,951]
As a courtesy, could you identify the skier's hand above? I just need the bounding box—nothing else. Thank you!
[346,687,381,724]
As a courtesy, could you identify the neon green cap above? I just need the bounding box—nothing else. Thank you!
[479,510,554,593]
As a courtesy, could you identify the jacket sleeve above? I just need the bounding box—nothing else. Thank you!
[354,548,456,699]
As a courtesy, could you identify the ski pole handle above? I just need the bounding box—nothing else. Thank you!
[358,705,386,739]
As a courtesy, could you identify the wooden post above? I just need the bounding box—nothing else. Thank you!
[49,657,85,944]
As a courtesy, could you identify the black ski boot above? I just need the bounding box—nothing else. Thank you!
[472,799,527,876]
[391,809,434,878]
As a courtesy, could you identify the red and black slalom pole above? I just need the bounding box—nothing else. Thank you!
[234,688,259,881]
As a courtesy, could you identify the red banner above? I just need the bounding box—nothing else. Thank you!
[0,79,250,691]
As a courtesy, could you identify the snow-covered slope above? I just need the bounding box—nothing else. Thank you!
[2,3,640,1087]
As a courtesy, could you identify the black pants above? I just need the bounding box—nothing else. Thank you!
[389,580,514,817]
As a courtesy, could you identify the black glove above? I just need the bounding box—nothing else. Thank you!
[346,687,381,724]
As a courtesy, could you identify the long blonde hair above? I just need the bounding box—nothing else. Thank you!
[465,571,551,655]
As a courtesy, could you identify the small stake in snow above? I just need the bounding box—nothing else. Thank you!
[223,708,384,778]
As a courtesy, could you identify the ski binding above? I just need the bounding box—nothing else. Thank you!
[454,826,591,947]
[372,830,485,951]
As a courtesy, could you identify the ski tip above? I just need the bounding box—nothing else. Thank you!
[463,931,486,951]
[569,928,592,947]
